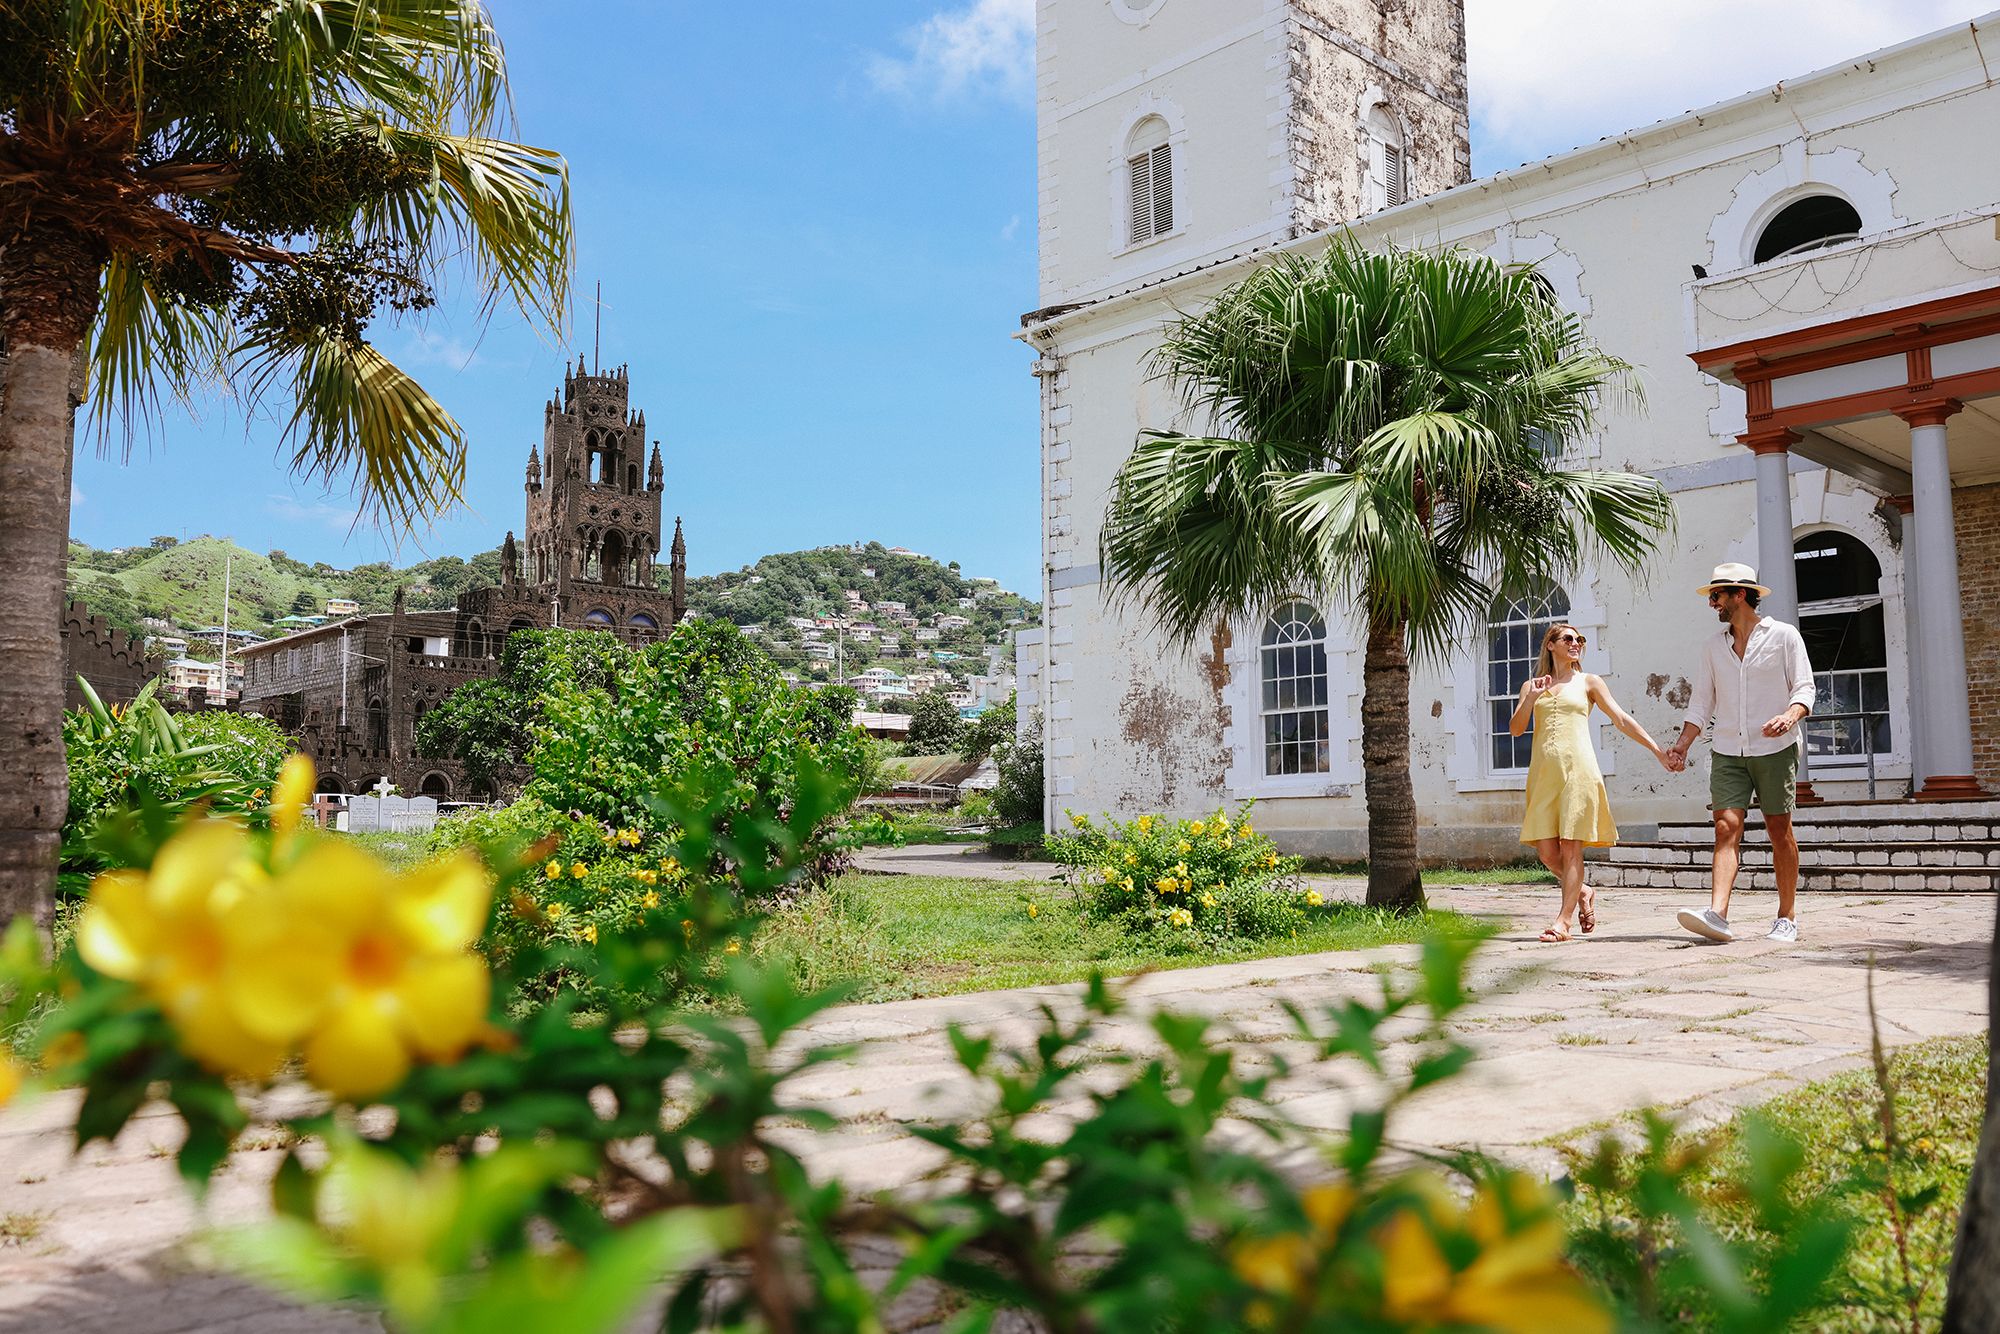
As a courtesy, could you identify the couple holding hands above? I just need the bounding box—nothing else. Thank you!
[1514,562,1816,946]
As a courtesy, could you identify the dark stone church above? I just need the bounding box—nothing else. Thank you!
[238,358,687,798]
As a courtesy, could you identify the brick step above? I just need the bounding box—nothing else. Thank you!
[1655,817,2000,845]
[1787,797,2000,819]
[1609,840,2000,869]
[1590,862,2000,893]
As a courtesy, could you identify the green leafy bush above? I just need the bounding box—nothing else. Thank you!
[61,678,293,889]
[1051,805,1315,945]
[989,704,1044,826]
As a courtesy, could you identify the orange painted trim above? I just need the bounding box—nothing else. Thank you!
[1896,398,1965,429]
[1762,366,2000,432]
[1742,429,1798,455]
[1693,282,2000,375]
[1886,494,1915,514]
[1914,774,1988,800]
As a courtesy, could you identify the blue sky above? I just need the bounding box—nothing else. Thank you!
[68,0,1989,596]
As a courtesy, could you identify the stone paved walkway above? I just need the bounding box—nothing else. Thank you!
[1,870,1990,1331]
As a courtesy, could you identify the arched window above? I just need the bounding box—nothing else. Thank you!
[420,771,451,798]
[1364,103,1407,210]
[1754,195,1862,264]
[1125,116,1173,246]
[1794,532,1890,757]
[1485,585,1572,771]
[629,612,658,630]
[1260,601,1330,776]
[583,608,614,629]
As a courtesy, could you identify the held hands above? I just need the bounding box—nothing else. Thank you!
[1658,746,1688,773]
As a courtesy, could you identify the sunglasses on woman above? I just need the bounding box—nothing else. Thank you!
[1553,633,1586,646]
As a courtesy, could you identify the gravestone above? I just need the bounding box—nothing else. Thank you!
[345,794,439,834]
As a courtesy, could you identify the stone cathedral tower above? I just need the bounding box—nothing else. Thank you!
[1032,0,1470,311]
[515,356,685,632]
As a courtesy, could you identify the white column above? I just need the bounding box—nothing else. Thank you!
[1903,403,1978,793]
[1750,436,1800,624]
[1893,496,1926,785]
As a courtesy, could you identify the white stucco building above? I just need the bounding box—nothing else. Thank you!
[1020,2,2000,858]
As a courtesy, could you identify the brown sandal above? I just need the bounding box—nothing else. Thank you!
[1538,926,1572,943]
[1579,890,1597,935]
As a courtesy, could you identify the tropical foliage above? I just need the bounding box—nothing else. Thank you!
[3,755,1865,1332]
[1051,806,1314,945]
[903,687,965,753]
[1099,240,1674,909]
[61,679,293,890]
[0,0,572,923]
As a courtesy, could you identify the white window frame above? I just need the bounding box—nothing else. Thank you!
[1357,91,1411,214]
[1223,598,1361,799]
[1126,141,1174,247]
[1109,98,1187,257]
[1444,573,1610,793]
[1259,600,1333,778]
[1479,586,1573,778]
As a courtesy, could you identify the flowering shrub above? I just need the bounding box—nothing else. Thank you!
[6,752,1859,1333]
[1050,806,1313,944]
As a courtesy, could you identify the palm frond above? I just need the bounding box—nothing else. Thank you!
[88,254,234,449]
[236,329,466,529]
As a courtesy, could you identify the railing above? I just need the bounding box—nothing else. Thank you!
[1801,711,1882,798]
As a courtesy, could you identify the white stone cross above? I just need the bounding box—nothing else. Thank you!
[371,776,396,799]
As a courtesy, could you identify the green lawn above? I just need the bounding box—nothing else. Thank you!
[1565,1033,1985,1331]
[756,872,1478,1003]
[1303,859,1556,885]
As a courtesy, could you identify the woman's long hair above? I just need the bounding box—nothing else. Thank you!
[1536,623,1584,680]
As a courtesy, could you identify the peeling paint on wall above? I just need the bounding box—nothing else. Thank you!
[1667,678,1693,712]
[1645,673,1668,699]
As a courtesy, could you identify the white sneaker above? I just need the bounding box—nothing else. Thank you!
[1766,917,1799,942]
[1676,907,1735,942]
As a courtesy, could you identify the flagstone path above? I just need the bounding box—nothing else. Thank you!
[1,859,1989,1331]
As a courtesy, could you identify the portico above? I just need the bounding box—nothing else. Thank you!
[1691,212,2000,799]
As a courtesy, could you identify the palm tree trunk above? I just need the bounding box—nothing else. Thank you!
[1360,606,1425,911]
[1941,897,2000,1331]
[0,226,103,927]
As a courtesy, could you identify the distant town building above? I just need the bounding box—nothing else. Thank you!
[325,598,361,616]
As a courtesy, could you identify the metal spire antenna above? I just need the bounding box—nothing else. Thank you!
[593,280,602,373]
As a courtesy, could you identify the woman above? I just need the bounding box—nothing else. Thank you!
[1512,622,1671,942]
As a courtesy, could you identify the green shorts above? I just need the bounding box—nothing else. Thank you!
[1710,746,1801,815]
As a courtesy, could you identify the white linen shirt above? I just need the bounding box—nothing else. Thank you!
[1682,616,1817,758]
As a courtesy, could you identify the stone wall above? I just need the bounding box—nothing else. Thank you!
[60,601,159,711]
[1956,481,2000,791]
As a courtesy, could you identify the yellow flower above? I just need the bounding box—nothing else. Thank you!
[1176,840,1192,854]
[1306,890,1324,907]
[1201,892,1218,909]
[1069,812,1087,829]
[543,862,562,881]
[1121,876,1135,892]
[641,890,661,909]
[723,939,741,955]
[616,828,643,848]
[1220,835,1233,849]
[1378,1174,1611,1334]
[1190,820,1206,837]
[1239,821,1254,837]
[1173,862,1188,877]
[0,1053,20,1107]
[1135,815,1155,834]
[661,856,681,875]
[1027,902,1039,919]
[1124,850,1138,866]
[546,901,568,920]
[569,862,587,879]
[77,813,493,1100]
[271,754,314,835]
[1263,851,1279,868]
[583,924,598,945]
[1155,876,1177,894]
[1167,907,1193,928]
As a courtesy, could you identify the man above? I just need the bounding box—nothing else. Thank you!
[1662,562,1816,943]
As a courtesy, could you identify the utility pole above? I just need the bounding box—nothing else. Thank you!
[217,542,232,709]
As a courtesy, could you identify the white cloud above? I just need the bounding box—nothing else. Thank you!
[71,483,85,508]
[867,0,1034,102]
[395,327,483,372]
[266,493,363,534]
[1467,0,1988,172]
[1000,213,1022,241]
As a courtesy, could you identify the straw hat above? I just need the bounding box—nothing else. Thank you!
[1695,562,1772,597]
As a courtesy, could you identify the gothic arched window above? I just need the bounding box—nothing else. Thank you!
[1485,585,1571,772]
[1260,600,1330,776]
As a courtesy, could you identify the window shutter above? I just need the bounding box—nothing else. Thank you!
[1383,144,1405,206]
[1128,152,1152,245]
[1150,143,1173,236]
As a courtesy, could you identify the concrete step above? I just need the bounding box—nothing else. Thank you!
[1609,840,2000,869]
[1589,862,2000,893]
[1655,816,2000,845]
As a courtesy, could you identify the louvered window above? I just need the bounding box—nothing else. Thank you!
[1127,142,1173,245]
[1383,143,1405,206]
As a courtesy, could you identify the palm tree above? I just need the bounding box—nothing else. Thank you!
[0,1,572,923]
[1099,241,1674,911]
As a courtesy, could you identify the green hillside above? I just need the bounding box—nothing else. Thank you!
[686,542,1039,674]
[67,536,503,645]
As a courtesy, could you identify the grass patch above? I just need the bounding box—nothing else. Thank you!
[756,873,1477,1003]
[339,830,433,871]
[0,1211,48,1246]
[1565,1033,1985,1331]
[1556,1032,1608,1047]
[1301,858,1555,886]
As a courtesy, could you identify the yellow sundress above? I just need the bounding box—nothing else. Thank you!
[1519,675,1618,847]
